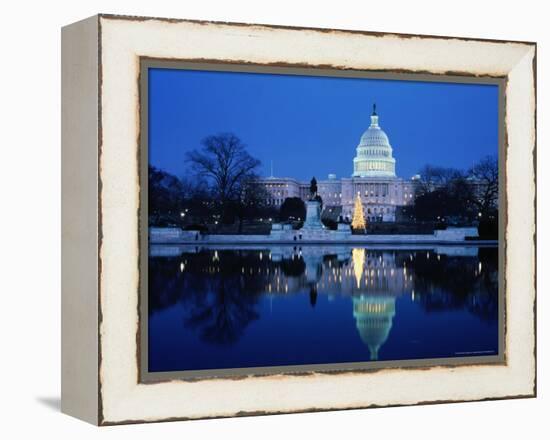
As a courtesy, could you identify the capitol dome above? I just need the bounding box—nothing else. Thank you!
[358,124,390,148]
[352,105,396,178]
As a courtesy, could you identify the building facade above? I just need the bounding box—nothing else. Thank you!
[259,107,418,222]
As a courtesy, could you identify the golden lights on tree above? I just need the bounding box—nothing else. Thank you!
[351,194,366,231]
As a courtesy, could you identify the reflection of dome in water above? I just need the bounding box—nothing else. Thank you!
[353,296,396,360]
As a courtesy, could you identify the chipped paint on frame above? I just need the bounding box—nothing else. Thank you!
[94,14,536,425]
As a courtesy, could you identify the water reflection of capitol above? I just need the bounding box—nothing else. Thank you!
[153,244,493,363]
[269,246,409,360]
[169,245,414,360]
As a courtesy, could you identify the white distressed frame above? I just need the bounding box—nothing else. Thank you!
[63,14,537,425]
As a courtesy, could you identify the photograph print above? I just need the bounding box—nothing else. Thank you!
[143,62,502,378]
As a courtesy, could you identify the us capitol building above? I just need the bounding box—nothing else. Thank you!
[258,106,418,223]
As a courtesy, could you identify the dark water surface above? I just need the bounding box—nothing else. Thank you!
[148,245,499,373]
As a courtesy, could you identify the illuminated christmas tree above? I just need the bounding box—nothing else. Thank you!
[351,194,366,231]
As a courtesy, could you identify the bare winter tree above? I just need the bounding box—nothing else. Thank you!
[468,155,499,215]
[186,133,264,226]
[186,133,261,205]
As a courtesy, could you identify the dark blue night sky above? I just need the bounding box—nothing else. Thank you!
[148,68,498,181]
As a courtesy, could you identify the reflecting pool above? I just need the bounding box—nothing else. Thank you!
[148,245,499,372]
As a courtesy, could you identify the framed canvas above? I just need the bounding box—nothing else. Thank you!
[61,14,536,425]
